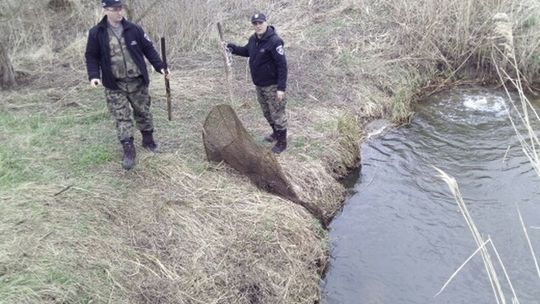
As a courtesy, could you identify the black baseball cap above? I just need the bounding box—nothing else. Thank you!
[102,0,122,8]
[251,13,266,23]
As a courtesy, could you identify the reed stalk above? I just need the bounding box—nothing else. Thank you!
[493,47,540,176]
[516,207,540,280]
[435,167,519,304]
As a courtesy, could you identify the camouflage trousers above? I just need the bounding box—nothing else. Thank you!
[255,84,288,130]
[104,77,153,142]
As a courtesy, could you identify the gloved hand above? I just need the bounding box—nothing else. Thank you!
[161,68,171,80]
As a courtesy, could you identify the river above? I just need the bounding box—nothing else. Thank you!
[323,88,540,304]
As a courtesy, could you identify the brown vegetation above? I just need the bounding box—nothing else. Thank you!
[202,104,328,226]
[0,42,16,89]
[1,0,539,303]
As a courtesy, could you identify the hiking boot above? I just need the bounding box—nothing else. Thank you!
[271,129,287,154]
[264,124,277,142]
[121,137,136,170]
[141,130,159,152]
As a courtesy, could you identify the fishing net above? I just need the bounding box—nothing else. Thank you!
[202,104,298,200]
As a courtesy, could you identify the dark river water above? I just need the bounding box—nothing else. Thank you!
[323,88,540,304]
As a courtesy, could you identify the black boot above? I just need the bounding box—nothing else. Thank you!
[141,130,159,152]
[264,124,277,142]
[121,137,136,170]
[271,129,287,154]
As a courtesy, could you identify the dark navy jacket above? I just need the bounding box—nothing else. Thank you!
[228,26,288,91]
[85,16,164,90]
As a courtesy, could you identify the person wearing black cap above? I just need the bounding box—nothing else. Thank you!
[224,13,289,154]
[85,0,170,170]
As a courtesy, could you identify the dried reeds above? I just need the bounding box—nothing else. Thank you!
[435,167,520,304]
[492,40,540,281]
[2,0,540,303]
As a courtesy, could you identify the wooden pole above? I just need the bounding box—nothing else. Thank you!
[217,22,234,105]
[160,37,172,121]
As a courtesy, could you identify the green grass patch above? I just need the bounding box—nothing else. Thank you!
[0,265,87,304]
[0,95,116,191]
[0,149,32,187]
[391,89,414,123]
[76,144,114,169]
[294,136,307,148]
[314,119,338,133]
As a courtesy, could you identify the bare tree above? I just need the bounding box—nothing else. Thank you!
[0,0,21,90]
[0,41,16,89]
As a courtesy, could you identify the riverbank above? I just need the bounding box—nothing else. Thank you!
[1,1,539,303]
[0,53,366,304]
[0,59,363,304]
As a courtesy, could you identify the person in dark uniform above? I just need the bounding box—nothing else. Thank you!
[224,13,289,154]
[85,0,170,170]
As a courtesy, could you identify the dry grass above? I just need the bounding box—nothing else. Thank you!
[1,0,540,303]
[5,0,538,119]
[493,46,540,176]
[491,38,540,289]
[117,156,327,303]
[0,83,333,303]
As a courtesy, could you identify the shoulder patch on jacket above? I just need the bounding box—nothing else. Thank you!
[276,45,284,55]
[144,33,152,42]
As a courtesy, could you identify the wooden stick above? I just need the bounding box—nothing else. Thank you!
[54,184,73,196]
[160,37,172,121]
[217,22,234,104]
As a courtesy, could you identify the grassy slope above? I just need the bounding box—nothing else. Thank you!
[1,0,539,303]
[0,73,332,303]
[0,30,355,304]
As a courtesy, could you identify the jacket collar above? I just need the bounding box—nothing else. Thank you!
[255,25,276,42]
